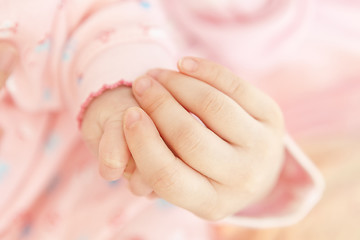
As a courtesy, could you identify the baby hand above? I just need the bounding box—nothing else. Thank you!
[81,86,138,180]
[122,57,285,220]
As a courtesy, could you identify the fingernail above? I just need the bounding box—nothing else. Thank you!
[134,76,152,96]
[179,57,198,72]
[146,69,161,79]
[125,108,141,129]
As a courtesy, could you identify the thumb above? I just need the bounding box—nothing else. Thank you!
[0,42,17,89]
[98,118,131,180]
[81,87,137,181]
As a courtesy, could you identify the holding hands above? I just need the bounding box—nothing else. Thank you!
[82,57,285,220]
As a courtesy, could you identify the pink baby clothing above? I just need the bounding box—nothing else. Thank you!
[6,0,360,239]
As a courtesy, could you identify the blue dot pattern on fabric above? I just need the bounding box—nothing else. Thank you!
[140,1,151,9]
[108,179,121,187]
[156,199,173,209]
[62,50,71,61]
[43,88,52,101]
[0,160,10,182]
[62,40,75,62]
[77,76,83,85]
[21,222,32,237]
[44,133,60,153]
[36,39,51,53]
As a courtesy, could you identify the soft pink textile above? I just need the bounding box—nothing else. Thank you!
[2,0,358,238]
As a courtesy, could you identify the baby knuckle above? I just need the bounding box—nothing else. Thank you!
[80,124,100,144]
[104,118,123,130]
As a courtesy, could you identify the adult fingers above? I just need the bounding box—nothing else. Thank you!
[177,57,284,128]
[0,42,17,89]
[147,69,261,145]
[131,75,238,181]
[123,107,218,219]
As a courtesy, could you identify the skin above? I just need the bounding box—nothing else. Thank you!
[0,42,17,89]
[0,42,17,140]
[82,57,285,220]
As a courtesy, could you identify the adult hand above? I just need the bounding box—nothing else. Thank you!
[123,57,285,220]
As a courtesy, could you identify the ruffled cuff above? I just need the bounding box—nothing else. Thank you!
[69,41,176,128]
[76,80,132,128]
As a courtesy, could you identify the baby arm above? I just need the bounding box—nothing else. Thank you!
[58,0,176,179]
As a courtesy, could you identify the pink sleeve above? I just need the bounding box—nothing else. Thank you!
[58,0,177,124]
[222,134,325,228]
